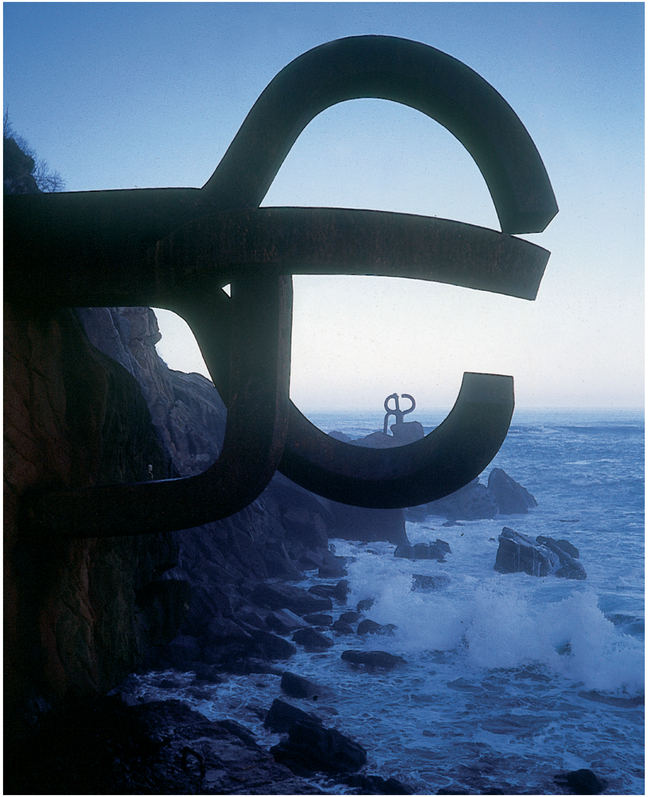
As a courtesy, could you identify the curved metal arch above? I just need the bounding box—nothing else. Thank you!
[203,35,558,234]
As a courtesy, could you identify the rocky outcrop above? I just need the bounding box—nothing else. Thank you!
[487,467,538,514]
[494,528,586,579]
[5,695,325,795]
[395,539,451,561]
[407,469,536,522]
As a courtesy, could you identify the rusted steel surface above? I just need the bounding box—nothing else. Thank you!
[5,35,557,537]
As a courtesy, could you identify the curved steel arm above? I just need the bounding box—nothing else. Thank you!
[7,35,557,535]
[279,374,514,509]
[204,35,558,234]
[24,274,292,538]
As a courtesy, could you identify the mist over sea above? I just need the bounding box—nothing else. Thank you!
[134,408,644,794]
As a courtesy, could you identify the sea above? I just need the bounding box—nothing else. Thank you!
[131,408,644,795]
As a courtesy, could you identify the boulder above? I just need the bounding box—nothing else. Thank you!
[280,672,333,701]
[357,619,396,636]
[271,720,367,774]
[394,541,448,561]
[292,628,335,651]
[252,583,333,615]
[411,574,451,591]
[265,609,310,635]
[331,620,355,635]
[487,468,537,514]
[247,629,297,661]
[264,699,321,733]
[421,478,498,521]
[495,529,586,579]
[341,650,406,670]
[303,613,333,626]
[554,768,604,795]
[495,528,559,576]
[323,500,408,546]
[308,580,349,602]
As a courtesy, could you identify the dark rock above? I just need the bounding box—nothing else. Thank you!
[248,629,297,661]
[322,500,408,546]
[357,619,383,635]
[5,696,323,795]
[272,720,367,774]
[340,611,360,624]
[357,597,375,613]
[265,609,310,635]
[318,553,348,578]
[494,527,560,577]
[308,580,349,602]
[281,672,333,701]
[341,650,406,669]
[495,528,586,579]
[357,619,396,636]
[537,536,586,579]
[234,608,267,629]
[554,768,604,795]
[331,620,355,635]
[252,583,333,615]
[488,467,537,514]
[425,478,498,521]
[394,541,447,561]
[264,698,321,733]
[292,627,335,651]
[411,573,451,590]
[304,613,333,626]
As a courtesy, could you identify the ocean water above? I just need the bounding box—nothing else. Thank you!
[132,408,644,794]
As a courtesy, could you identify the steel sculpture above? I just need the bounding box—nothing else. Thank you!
[383,394,416,435]
[5,35,557,538]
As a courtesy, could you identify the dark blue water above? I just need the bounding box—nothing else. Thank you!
[133,408,644,794]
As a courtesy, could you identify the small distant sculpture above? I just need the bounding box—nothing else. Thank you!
[383,393,416,435]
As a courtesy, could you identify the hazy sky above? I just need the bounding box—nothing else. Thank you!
[4,2,644,412]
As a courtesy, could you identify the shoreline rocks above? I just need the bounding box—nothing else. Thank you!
[495,528,586,579]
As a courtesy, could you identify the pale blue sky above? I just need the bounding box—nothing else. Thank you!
[4,2,644,412]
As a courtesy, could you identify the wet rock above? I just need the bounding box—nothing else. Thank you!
[495,527,560,576]
[537,536,586,579]
[495,529,586,579]
[357,619,396,636]
[412,573,451,591]
[304,613,333,626]
[252,583,333,615]
[394,541,448,561]
[308,580,349,602]
[5,696,324,795]
[341,650,406,669]
[264,698,321,733]
[487,467,538,514]
[265,609,310,635]
[357,597,375,613]
[321,500,408,546]
[271,720,367,774]
[331,620,355,635]
[248,628,297,661]
[292,627,335,651]
[554,768,605,794]
[340,611,360,624]
[423,478,498,521]
[318,553,348,578]
[281,672,333,701]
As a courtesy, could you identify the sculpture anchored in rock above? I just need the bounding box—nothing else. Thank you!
[383,393,416,435]
[5,35,557,538]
